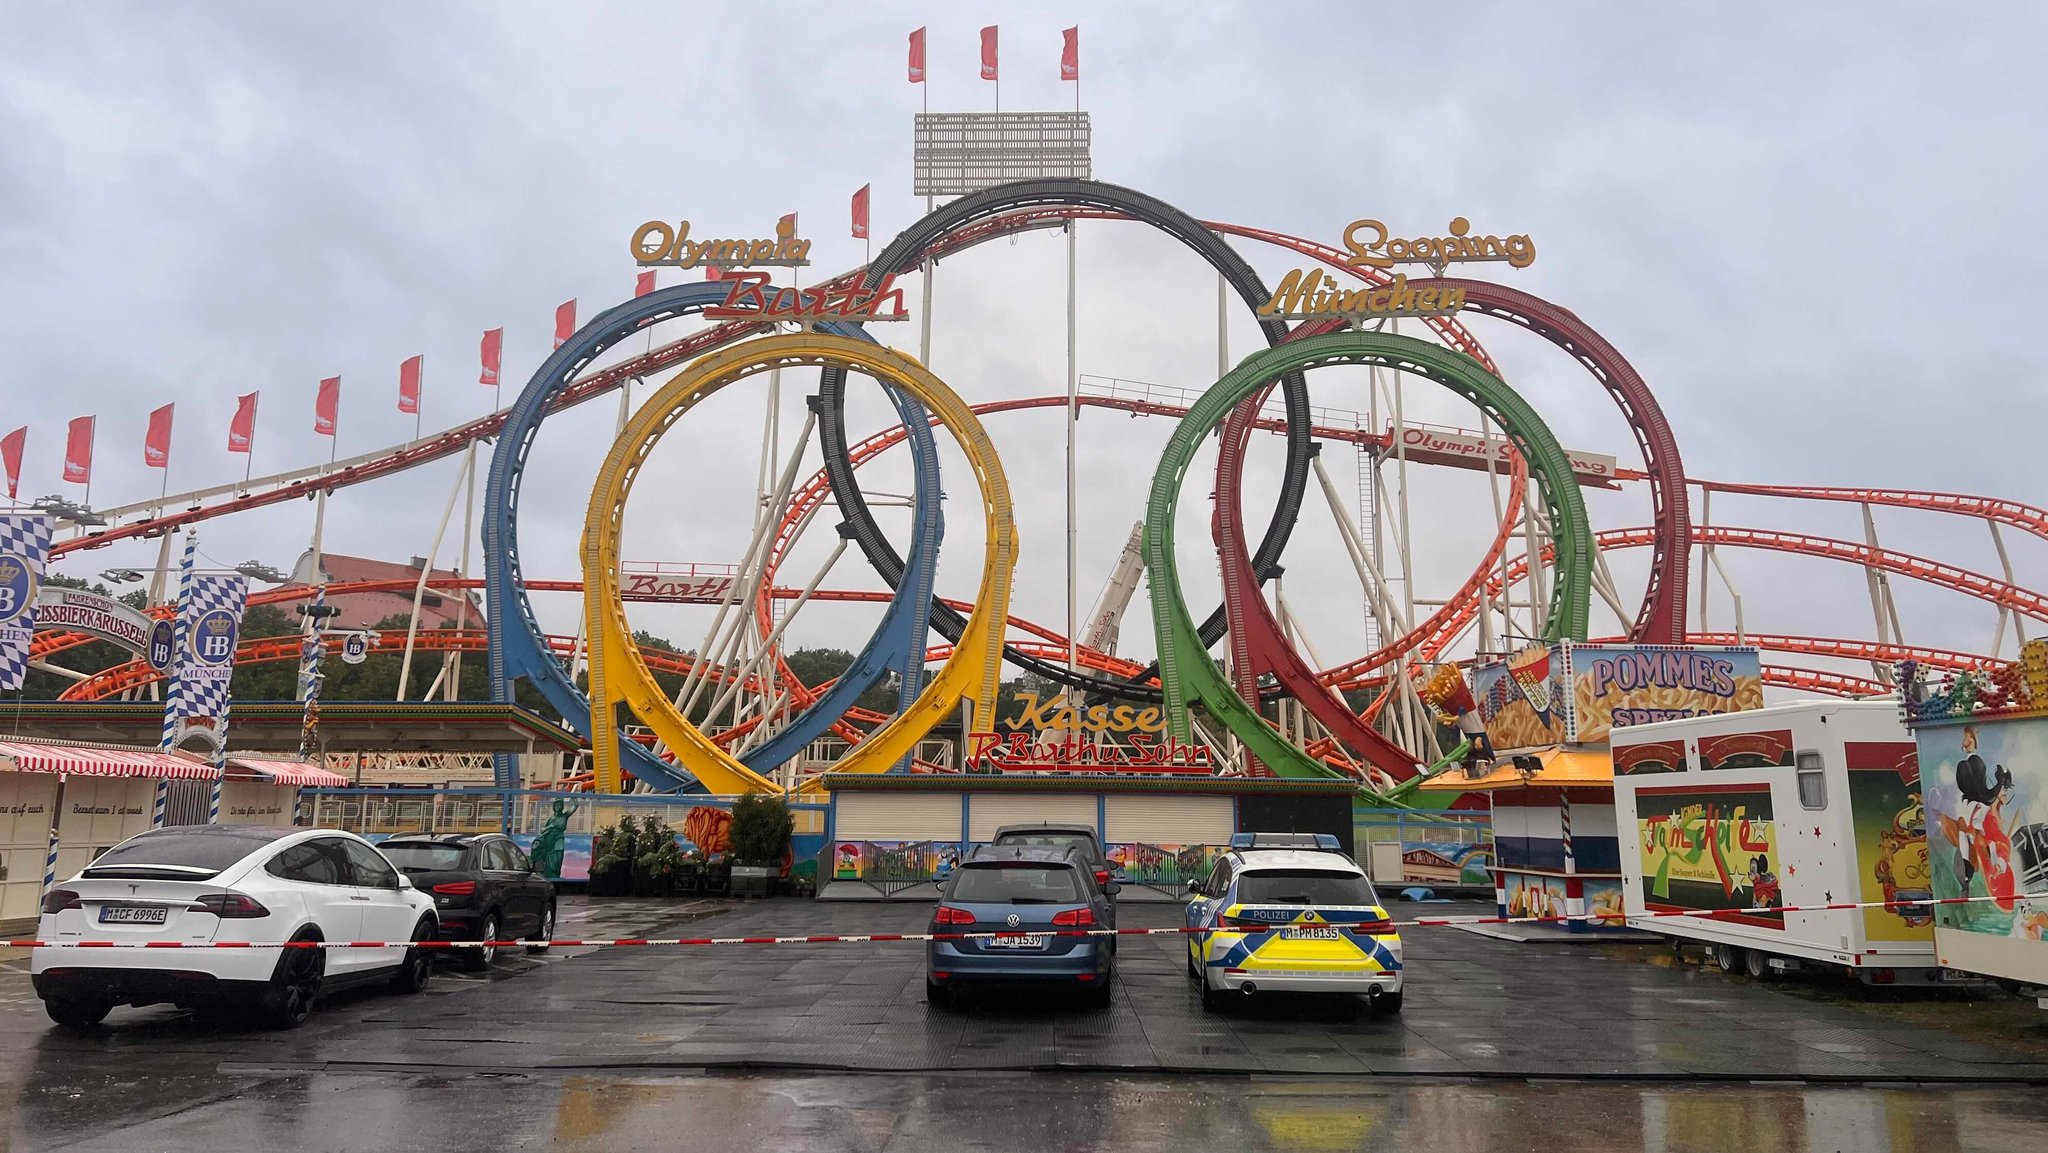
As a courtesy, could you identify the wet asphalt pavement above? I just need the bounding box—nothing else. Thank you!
[6,897,2048,1150]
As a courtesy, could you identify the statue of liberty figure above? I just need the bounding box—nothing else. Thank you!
[530,798,578,880]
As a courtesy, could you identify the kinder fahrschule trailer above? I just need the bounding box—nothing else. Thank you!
[1611,700,1953,984]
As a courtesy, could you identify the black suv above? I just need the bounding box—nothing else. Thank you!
[376,833,555,970]
[989,823,1115,899]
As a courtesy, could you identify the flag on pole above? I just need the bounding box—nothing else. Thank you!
[1061,27,1079,80]
[635,270,657,298]
[480,328,503,386]
[145,404,174,469]
[778,212,797,234]
[63,417,93,483]
[980,26,998,80]
[228,393,258,454]
[705,264,727,281]
[314,376,340,437]
[908,27,926,83]
[554,299,576,349]
[851,185,870,240]
[0,428,23,499]
[399,355,423,415]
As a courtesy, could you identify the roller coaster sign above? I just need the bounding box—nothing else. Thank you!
[1258,217,1537,324]
[702,272,910,326]
[967,692,1217,774]
[631,217,811,269]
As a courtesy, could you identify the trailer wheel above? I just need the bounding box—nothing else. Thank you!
[1744,948,1771,980]
[1714,943,1744,973]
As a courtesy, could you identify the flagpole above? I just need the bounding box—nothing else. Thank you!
[83,419,94,512]
[1064,36,1080,691]
[415,359,424,442]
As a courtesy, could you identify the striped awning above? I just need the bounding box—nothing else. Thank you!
[0,740,222,780]
[224,756,349,787]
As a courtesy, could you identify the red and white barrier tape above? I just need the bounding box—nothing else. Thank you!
[6,893,2017,950]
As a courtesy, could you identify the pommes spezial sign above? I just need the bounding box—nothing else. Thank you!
[1258,217,1535,324]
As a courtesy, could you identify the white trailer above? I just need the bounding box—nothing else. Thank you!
[1611,700,1947,983]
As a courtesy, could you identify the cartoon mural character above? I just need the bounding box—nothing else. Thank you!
[1746,855,1781,908]
[1944,727,2020,912]
[1875,794,1934,927]
[834,842,862,880]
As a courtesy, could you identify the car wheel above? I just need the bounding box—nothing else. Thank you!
[1187,940,1201,980]
[1084,979,1113,1009]
[1744,948,1772,980]
[262,937,324,1030]
[464,912,500,972]
[526,904,555,955]
[1713,943,1743,974]
[925,979,954,1009]
[44,997,112,1030]
[1375,989,1405,1016]
[1199,971,1224,1012]
[389,918,437,994]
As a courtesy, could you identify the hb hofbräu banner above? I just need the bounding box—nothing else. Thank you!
[0,514,53,691]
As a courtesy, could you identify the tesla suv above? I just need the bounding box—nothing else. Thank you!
[32,826,439,1030]
[376,832,556,969]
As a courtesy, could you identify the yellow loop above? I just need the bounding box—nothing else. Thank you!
[582,333,1017,794]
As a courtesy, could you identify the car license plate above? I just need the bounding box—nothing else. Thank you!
[98,905,167,925]
[1941,968,1974,982]
[1283,926,1341,941]
[988,934,1049,949]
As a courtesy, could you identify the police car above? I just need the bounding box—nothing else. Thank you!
[1184,833,1402,1012]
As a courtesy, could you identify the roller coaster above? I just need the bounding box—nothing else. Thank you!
[30,179,2046,797]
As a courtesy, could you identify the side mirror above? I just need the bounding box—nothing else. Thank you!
[396,874,416,891]
[1186,880,1203,897]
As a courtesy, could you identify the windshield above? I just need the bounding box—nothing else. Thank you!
[949,864,1084,904]
[378,843,469,872]
[1236,869,1377,907]
[991,831,1098,859]
[83,829,283,877]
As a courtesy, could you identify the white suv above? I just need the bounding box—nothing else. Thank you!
[33,825,438,1029]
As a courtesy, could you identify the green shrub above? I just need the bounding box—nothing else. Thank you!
[728,792,794,866]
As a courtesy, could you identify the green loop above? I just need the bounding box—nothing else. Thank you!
[1143,330,1593,779]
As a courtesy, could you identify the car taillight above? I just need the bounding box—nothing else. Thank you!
[1357,918,1394,934]
[1094,869,1110,886]
[41,889,82,914]
[432,880,477,896]
[1052,907,1096,927]
[934,906,975,925]
[187,893,269,919]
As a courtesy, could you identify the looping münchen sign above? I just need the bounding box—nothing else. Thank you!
[1259,217,1535,323]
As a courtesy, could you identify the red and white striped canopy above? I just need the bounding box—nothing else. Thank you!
[0,740,221,780]
[225,757,349,787]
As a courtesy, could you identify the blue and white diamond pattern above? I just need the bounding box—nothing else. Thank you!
[172,573,248,726]
[0,514,53,691]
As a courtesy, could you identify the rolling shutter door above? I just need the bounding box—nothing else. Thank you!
[834,792,963,841]
[1104,795,1234,846]
[967,793,1097,842]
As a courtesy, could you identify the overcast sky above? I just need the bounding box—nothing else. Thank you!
[5,3,2044,694]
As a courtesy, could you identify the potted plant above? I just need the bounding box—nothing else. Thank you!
[727,792,792,898]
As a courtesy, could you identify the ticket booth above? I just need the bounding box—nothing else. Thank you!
[221,756,350,827]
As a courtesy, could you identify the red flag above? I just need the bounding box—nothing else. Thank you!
[1061,27,1078,80]
[908,27,926,83]
[144,404,174,469]
[480,328,503,386]
[1,427,24,500]
[228,392,258,454]
[705,264,726,281]
[63,416,94,483]
[980,26,998,80]
[399,355,423,415]
[635,270,657,298]
[314,376,340,437]
[554,299,576,349]
[851,185,870,240]
[778,212,797,235]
